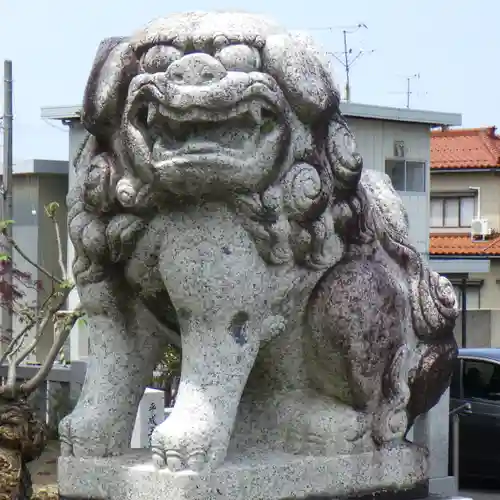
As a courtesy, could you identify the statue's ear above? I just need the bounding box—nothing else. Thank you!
[82,37,139,139]
[261,32,339,123]
[261,32,361,196]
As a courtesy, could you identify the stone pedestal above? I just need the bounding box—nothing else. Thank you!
[58,445,427,500]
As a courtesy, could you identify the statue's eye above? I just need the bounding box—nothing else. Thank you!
[215,44,261,73]
[141,45,182,73]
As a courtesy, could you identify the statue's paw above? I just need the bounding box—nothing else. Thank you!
[150,411,227,473]
[59,407,129,458]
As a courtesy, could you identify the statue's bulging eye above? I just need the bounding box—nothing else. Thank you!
[215,44,261,73]
[141,45,182,73]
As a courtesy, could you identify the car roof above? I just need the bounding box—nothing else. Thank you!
[459,348,500,362]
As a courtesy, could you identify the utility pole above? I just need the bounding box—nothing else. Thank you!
[343,30,350,102]
[2,60,13,343]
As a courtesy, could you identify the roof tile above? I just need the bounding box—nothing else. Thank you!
[431,127,500,170]
[430,233,500,256]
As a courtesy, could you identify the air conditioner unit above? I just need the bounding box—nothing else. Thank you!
[471,218,491,240]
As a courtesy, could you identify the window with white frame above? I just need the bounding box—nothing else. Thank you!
[385,159,426,193]
[452,284,481,309]
[430,195,476,228]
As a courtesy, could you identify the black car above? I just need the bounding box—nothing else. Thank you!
[450,348,500,480]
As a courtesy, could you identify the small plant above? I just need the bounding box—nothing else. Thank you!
[151,344,181,407]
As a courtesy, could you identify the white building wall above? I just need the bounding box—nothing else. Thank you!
[67,123,89,360]
[0,173,68,361]
[347,118,430,260]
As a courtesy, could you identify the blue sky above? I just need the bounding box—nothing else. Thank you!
[0,0,498,161]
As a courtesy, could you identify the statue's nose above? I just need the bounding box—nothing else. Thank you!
[165,53,227,86]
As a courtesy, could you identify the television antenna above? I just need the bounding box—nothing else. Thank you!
[388,73,428,108]
[307,24,374,102]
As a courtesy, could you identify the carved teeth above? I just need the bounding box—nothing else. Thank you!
[147,103,158,127]
[158,105,170,118]
[148,100,271,126]
[248,103,262,125]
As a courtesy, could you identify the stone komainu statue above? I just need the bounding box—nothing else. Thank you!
[61,11,458,473]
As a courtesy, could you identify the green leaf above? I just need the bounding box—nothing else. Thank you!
[77,317,87,327]
[0,219,15,231]
[44,202,60,218]
[0,253,10,261]
[59,279,74,290]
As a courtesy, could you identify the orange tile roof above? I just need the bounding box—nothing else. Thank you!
[431,127,500,170]
[430,233,500,256]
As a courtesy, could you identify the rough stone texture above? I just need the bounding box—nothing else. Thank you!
[0,397,47,499]
[60,10,458,498]
[58,446,426,500]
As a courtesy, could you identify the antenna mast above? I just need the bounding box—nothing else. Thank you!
[307,24,374,102]
[406,73,420,109]
[330,24,373,102]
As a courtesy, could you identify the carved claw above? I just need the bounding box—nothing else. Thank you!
[152,446,167,469]
[152,447,208,472]
[59,436,74,458]
[166,452,183,472]
[187,450,208,472]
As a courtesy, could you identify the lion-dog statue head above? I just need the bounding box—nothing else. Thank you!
[73,12,363,273]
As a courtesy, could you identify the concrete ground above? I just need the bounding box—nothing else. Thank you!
[461,490,500,500]
[29,440,59,497]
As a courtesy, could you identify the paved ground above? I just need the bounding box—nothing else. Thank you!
[461,490,500,500]
[30,440,58,497]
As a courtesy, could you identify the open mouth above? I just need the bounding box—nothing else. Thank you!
[134,99,279,159]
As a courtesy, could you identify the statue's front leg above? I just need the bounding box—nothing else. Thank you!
[59,280,165,458]
[151,311,260,472]
[151,215,271,473]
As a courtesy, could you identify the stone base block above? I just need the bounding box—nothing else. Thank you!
[58,445,428,500]
[429,476,457,497]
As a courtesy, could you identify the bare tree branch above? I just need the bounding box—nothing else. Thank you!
[0,307,83,398]
[0,322,35,366]
[6,236,63,285]
[0,201,78,399]
[46,204,67,281]
[0,289,59,366]
[12,289,71,367]
[20,307,83,395]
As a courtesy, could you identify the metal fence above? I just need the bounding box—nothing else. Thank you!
[0,360,87,437]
